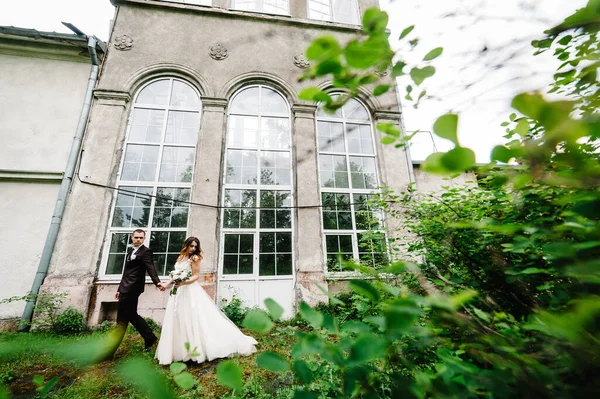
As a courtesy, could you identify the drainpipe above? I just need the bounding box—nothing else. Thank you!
[18,34,101,332]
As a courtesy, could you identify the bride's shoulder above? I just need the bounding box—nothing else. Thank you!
[191,254,201,262]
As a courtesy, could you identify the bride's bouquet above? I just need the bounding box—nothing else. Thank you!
[169,269,192,295]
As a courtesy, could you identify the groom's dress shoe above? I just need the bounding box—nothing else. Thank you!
[144,336,158,350]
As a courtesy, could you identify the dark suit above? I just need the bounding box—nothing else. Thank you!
[116,245,161,346]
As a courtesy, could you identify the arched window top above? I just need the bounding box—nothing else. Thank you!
[135,78,201,109]
[317,96,370,122]
[230,86,289,117]
[308,0,359,25]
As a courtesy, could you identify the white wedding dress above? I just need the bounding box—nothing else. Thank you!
[155,258,257,365]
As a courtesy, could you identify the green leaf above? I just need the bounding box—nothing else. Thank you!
[348,279,380,302]
[472,307,490,323]
[358,73,379,85]
[294,389,318,399]
[298,302,323,328]
[381,136,396,145]
[117,358,177,399]
[256,352,290,372]
[384,298,421,333]
[422,152,447,174]
[306,35,341,61]
[345,36,390,69]
[490,145,514,163]
[316,59,343,76]
[33,375,44,386]
[384,262,407,274]
[450,289,478,308]
[293,360,314,384]
[440,147,476,172]
[509,112,517,121]
[423,47,443,61]
[36,376,59,396]
[264,298,284,321]
[433,113,459,145]
[341,321,372,334]
[399,25,415,40]
[169,362,187,375]
[173,372,196,390]
[410,66,436,85]
[373,84,390,96]
[377,122,400,137]
[391,60,406,77]
[349,334,388,362]
[242,309,273,333]
[515,118,529,136]
[216,361,243,393]
[298,87,332,103]
[292,333,323,358]
[362,8,389,35]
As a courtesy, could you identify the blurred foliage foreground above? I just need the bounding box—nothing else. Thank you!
[2,1,600,398]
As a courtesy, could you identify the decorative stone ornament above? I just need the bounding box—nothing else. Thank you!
[209,43,228,60]
[293,53,310,69]
[113,35,134,51]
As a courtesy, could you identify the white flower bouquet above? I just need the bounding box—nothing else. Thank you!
[169,269,192,295]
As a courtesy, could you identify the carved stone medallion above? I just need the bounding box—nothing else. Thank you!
[113,35,134,51]
[293,53,310,69]
[209,43,228,60]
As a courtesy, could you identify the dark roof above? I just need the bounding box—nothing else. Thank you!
[0,25,106,54]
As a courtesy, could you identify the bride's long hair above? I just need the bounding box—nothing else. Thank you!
[178,236,203,261]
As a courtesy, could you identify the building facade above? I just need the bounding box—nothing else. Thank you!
[33,0,420,325]
[0,26,105,329]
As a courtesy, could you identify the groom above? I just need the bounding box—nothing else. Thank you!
[114,229,165,351]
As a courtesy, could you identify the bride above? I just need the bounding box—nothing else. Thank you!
[155,236,257,365]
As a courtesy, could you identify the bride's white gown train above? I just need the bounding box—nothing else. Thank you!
[155,258,257,365]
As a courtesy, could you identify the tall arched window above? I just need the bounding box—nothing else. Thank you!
[220,86,293,280]
[103,78,202,277]
[317,96,386,272]
[232,0,289,15]
[308,0,359,25]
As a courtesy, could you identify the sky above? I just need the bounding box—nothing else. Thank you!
[0,0,589,162]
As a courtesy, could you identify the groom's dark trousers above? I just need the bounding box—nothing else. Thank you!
[115,245,161,348]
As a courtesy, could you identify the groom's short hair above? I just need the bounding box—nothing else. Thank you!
[132,229,146,236]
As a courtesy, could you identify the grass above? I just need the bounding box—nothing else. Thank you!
[0,322,303,399]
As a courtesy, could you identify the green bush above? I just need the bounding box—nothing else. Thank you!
[52,307,85,335]
[221,296,249,327]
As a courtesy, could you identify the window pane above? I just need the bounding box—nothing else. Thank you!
[260,88,288,115]
[308,0,331,21]
[354,194,381,230]
[346,124,373,154]
[321,193,351,230]
[159,146,195,182]
[136,79,170,105]
[152,187,191,228]
[332,0,359,24]
[233,0,288,15]
[260,190,291,228]
[230,87,259,114]
[229,116,258,148]
[224,189,257,228]
[319,154,348,188]
[277,253,293,275]
[170,80,201,108]
[317,121,345,153]
[121,145,159,181]
[343,98,369,120]
[226,150,257,184]
[165,111,200,145]
[128,109,165,143]
[261,151,290,185]
[224,234,254,275]
[111,186,152,227]
[106,233,130,274]
[259,254,276,276]
[358,232,388,268]
[261,118,290,149]
[349,156,377,189]
[325,234,353,272]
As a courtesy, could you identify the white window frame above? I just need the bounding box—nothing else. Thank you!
[307,0,360,25]
[316,96,387,274]
[219,85,295,281]
[100,78,202,280]
[231,0,290,16]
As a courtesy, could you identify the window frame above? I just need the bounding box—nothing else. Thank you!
[307,0,360,25]
[231,0,291,16]
[219,85,295,281]
[100,78,202,280]
[316,96,387,274]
